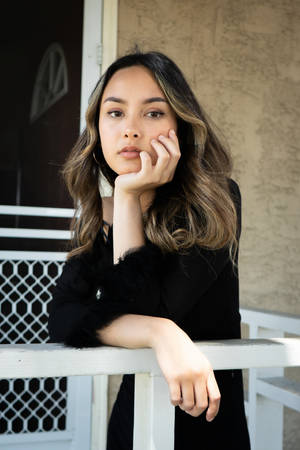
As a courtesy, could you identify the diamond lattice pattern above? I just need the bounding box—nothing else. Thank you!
[0,259,68,434]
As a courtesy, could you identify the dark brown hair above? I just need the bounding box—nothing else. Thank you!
[62,50,238,263]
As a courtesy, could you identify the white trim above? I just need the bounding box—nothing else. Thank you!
[91,375,109,450]
[0,228,71,239]
[0,251,67,261]
[80,0,103,132]
[256,377,300,412]
[98,0,119,198]
[69,376,93,450]
[0,205,75,218]
[0,431,73,445]
[134,374,174,450]
[101,0,118,74]
[79,8,106,449]
[1,339,299,379]
[241,307,300,335]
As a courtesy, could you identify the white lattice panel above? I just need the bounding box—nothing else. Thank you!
[0,377,67,434]
[0,259,68,436]
[0,260,63,344]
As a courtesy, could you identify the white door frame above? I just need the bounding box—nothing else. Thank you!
[81,1,119,449]
[80,0,103,132]
[80,0,118,132]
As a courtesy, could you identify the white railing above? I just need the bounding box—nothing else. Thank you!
[0,204,75,242]
[241,307,300,450]
[0,205,75,217]
[0,204,85,450]
[0,338,300,450]
[1,205,300,450]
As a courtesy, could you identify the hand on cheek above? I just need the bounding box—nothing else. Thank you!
[115,128,180,195]
[150,129,177,165]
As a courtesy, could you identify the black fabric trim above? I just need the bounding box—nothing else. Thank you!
[96,242,165,303]
[63,242,165,348]
[64,303,131,348]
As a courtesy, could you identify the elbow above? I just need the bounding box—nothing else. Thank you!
[47,311,101,348]
[48,302,128,348]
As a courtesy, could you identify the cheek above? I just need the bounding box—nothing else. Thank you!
[146,118,178,140]
[99,119,116,146]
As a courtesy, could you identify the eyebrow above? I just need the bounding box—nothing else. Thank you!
[103,96,167,104]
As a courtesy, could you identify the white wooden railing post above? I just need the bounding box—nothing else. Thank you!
[91,375,109,450]
[248,324,285,450]
[248,323,258,449]
[134,373,174,450]
[256,327,284,450]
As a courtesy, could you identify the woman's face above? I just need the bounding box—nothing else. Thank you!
[98,65,177,174]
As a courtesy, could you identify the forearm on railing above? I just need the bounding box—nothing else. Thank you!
[96,314,174,349]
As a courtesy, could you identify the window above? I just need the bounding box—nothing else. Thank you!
[30,43,68,122]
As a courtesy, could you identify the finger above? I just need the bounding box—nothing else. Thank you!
[151,137,171,157]
[169,128,179,143]
[139,150,153,172]
[151,138,178,181]
[179,380,195,412]
[150,139,171,172]
[161,129,181,153]
[168,381,182,406]
[166,128,181,151]
[206,372,221,422]
[156,134,181,179]
[181,377,208,417]
[157,133,181,159]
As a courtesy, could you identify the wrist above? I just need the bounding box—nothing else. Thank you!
[114,185,141,201]
[149,318,180,349]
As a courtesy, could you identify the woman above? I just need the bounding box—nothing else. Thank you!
[48,50,251,449]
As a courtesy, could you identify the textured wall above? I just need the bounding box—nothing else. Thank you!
[118,0,300,315]
[112,1,300,447]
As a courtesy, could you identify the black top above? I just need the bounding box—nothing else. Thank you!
[47,178,251,449]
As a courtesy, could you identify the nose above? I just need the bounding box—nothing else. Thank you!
[124,129,140,139]
[123,120,141,139]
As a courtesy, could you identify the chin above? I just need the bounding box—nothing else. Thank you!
[118,163,141,175]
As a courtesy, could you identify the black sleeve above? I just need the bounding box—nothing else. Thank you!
[47,243,165,348]
[48,178,241,348]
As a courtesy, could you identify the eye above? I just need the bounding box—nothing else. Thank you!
[107,110,123,118]
[146,111,165,119]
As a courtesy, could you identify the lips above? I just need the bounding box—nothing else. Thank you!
[119,146,142,160]
[119,146,141,153]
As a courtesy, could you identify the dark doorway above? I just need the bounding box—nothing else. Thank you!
[0,0,84,251]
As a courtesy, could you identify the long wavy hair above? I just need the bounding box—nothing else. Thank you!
[63,50,239,263]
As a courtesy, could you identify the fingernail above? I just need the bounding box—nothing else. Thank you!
[170,129,175,135]
[158,135,164,140]
[151,139,156,144]
[207,416,214,422]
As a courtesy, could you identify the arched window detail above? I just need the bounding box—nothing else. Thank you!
[30,43,68,122]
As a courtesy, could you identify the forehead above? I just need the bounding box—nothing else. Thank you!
[101,66,165,101]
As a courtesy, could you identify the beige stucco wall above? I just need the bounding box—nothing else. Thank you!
[117,0,300,316]
[107,1,300,448]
